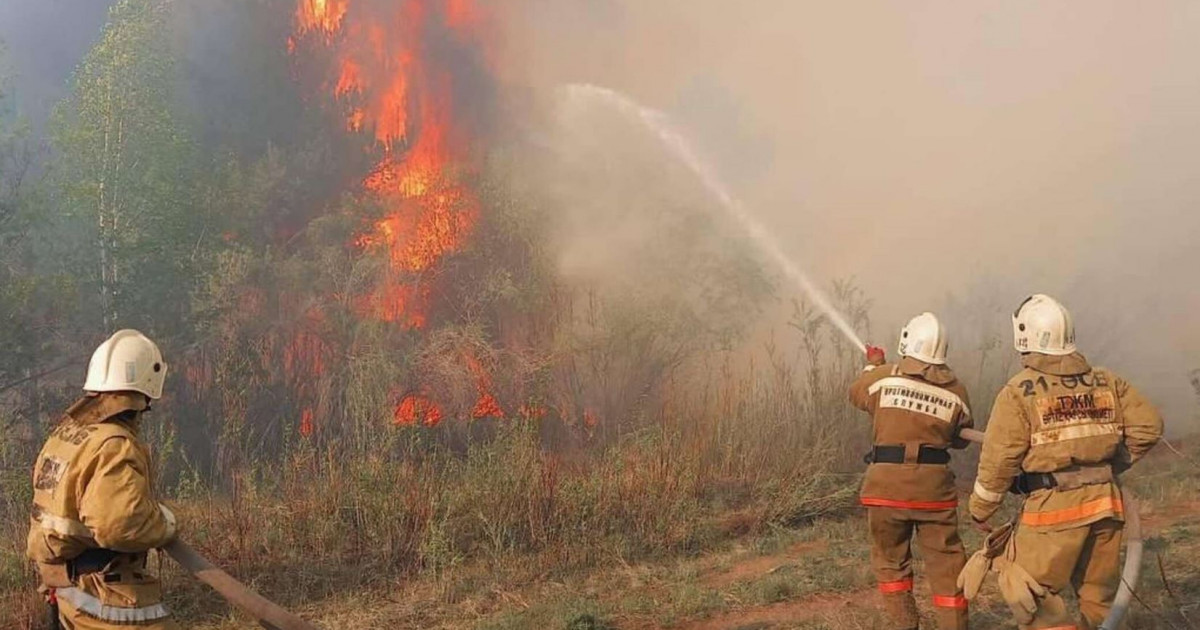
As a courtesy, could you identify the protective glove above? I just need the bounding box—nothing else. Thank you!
[957,549,990,600]
[996,559,1047,625]
[957,521,1013,600]
[866,345,886,366]
[984,522,1014,556]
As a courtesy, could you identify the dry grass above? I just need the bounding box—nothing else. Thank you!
[1,460,42,630]
[0,350,867,629]
[3,348,1197,629]
[155,437,1200,630]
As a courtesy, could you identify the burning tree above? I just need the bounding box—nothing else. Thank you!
[166,0,768,476]
[286,0,514,427]
[171,0,555,473]
[292,0,487,331]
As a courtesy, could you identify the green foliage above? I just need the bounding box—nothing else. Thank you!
[49,0,204,334]
[0,54,35,382]
[0,45,79,458]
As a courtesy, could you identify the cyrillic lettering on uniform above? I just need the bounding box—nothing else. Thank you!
[1030,389,1119,445]
[1037,391,1116,425]
[868,377,968,423]
[33,457,66,491]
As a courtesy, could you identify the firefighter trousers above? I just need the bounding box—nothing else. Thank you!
[1010,518,1123,630]
[868,506,968,630]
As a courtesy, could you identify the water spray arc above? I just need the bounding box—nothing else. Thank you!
[559,84,867,353]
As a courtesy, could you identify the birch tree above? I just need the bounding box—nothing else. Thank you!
[51,0,201,335]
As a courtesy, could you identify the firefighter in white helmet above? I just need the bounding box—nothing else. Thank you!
[969,295,1163,629]
[27,330,180,629]
[850,313,973,630]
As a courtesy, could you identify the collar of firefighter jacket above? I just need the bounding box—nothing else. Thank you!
[67,392,148,427]
[897,356,958,386]
[1021,351,1091,376]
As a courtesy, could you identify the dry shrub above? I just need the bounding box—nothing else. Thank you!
[128,342,865,622]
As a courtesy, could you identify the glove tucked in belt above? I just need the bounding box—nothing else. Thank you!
[865,445,951,465]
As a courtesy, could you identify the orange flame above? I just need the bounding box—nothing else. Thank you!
[394,394,444,426]
[292,0,495,423]
[334,59,364,96]
[293,0,484,330]
[300,408,315,437]
[463,353,504,419]
[296,0,348,37]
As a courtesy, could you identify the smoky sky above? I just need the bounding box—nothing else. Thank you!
[507,0,1200,429]
[1,1,1196,429]
[0,0,116,124]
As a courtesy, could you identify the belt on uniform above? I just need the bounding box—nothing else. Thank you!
[1011,463,1115,495]
[67,548,122,581]
[864,445,951,465]
[1011,472,1057,494]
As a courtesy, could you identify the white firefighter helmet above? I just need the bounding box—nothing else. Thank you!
[897,312,948,365]
[83,330,168,399]
[1012,294,1076,355]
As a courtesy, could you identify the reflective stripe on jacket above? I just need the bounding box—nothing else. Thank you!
[968,352,1163,528]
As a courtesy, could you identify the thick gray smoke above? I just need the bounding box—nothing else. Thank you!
[0,1,115,125]
[505,0,1200,431]
[2,1,1196,430]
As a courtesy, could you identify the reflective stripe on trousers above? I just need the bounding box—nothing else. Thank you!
[932,594,968,609]
[878,578,914,593]
[861,497,959,510]
[55,587,171,623]
[1021,497,1124,527]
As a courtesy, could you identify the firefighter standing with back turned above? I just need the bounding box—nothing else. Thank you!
[850,313,973,630]
[968,295,1163,629]
[27,330,180,629]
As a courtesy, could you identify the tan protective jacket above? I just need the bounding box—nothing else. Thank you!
[968,353,1163,530]
[28,393,176,569]
[850,357,974,508]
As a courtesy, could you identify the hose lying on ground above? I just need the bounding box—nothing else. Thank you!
[957,428,1143,630]
[163,540,321,630]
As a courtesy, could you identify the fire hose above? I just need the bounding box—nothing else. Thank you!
[162,540,321,630]
[957,428,1142,629]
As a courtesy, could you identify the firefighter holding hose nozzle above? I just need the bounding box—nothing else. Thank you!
[967,295,1163,629]
[850,313,974,630]
[27,330,180,629]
